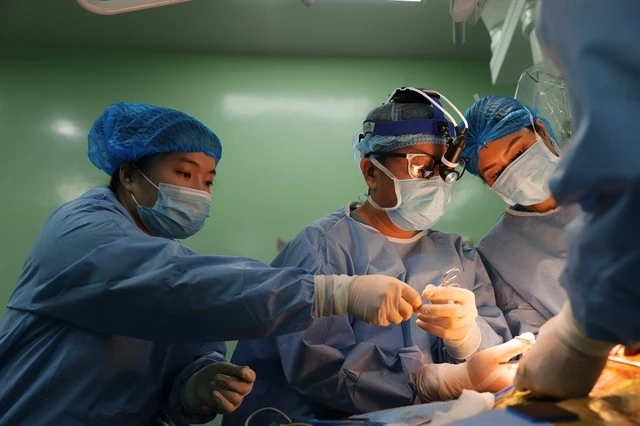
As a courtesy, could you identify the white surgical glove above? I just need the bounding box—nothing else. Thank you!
[417,333,534,402]
[314,274,422,326]
[181,361,256,415]
[515,303,614,399]
[418,285,481,359]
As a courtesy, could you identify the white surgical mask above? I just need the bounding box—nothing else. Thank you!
[491,134,560,206]
[368,158,452,231]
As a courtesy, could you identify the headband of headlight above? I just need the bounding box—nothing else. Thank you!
[363,87,469,183]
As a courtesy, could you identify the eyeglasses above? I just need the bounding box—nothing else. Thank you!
[370,152,467,181]
[370,152,439,179]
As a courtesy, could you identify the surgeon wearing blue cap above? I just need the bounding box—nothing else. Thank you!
[461,95,581,338]
[512,0,640,400]
[0,102,424,426]
[223,89,536,426]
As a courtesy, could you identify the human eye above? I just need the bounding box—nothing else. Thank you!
[512,147,526,161]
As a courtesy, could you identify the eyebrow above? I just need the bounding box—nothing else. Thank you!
[480,135,522,176]
[176,156,216,175]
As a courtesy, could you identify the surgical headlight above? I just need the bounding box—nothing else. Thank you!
[358,87,469,182]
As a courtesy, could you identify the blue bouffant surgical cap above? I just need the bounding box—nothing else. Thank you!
[355,101,453,157]
[88,102,222,175]
[460,94,557,176]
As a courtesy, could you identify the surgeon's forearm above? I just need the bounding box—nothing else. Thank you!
[556,303,614,357]
[560,190,640,345]
[24,237,318,343]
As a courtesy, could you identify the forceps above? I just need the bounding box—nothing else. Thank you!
[421,268,461,303]
[439,268,460,288]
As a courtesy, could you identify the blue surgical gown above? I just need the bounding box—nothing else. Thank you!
[477,205,580,336]
[537,0,640,346]
[223,204,509,425]
[0,187,321,426]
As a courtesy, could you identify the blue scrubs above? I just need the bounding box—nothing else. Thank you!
[224,204,509,425]
[477,205,580,336]
[537,0,640,346]
[0,187,319,426]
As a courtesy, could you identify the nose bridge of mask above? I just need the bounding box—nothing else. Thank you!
[133,166,211,202]
[159,183,212,202]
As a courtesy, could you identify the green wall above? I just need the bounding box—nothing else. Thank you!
[0,47,513,424]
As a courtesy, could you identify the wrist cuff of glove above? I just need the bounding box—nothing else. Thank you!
[417,363,471,402]
[313,274,353,318]
[557,303,615,357]
[444,323,482,360]
[180,375,210,417]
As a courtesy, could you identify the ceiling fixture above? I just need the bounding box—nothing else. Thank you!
[450,0,487,44]
[300,0,421,6]
[76,0,191,15]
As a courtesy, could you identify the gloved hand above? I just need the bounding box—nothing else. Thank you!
[515,303,614,399]
[181,361,256,415]
[313,274,422,326]
[417,285,481,359]
[417,333,535,402]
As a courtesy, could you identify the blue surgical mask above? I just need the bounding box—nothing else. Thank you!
[491,134,560,206]
[131,171,212,239]
[368,157,453,231]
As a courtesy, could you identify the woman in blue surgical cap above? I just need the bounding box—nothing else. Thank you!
[461,95,580,337]
[0,102,422,426]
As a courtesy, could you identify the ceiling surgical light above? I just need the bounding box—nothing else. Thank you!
[76,0,191,15]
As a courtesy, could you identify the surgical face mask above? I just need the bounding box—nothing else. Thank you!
[368,157,453,231]
[491,134,560,206]
[131,170,212,239]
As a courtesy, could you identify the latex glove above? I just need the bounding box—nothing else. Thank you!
[515,303,614,399]
[418,285,481,359]
[181,361,256,415]
[314,274,422,326]
[417,333,535,402]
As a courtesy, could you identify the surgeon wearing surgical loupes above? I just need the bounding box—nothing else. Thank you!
[0,102,424,426]
[460,95,580,338]
[224,88,533,426]
[512,0,640,399]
